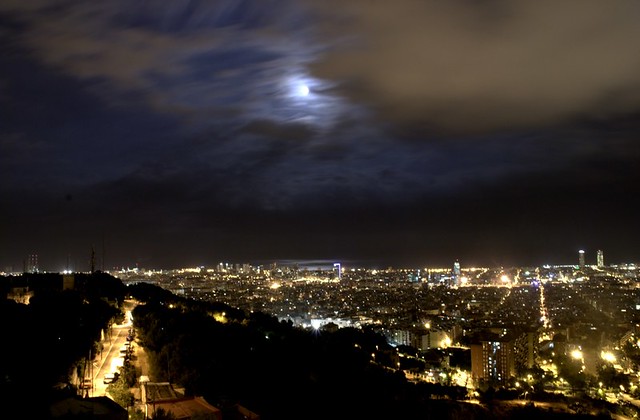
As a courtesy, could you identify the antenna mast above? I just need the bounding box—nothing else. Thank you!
[90,245,96,273]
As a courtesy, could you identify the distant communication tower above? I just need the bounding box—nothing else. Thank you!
[597,250,604,268]
[578,250,585,269]
[90,245,96,273]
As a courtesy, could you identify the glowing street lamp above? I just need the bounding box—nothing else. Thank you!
[601,351,616,363]
[570,349,583,360]
[440,336,452,348]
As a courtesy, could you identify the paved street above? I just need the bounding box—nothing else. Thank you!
[82,300,136,398]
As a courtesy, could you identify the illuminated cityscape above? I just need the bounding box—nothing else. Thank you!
[108,257,640,389]
[3,251,640,418]
[3,1,640,418]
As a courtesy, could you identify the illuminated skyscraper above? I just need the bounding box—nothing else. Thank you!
[452,260,461,287]
[578,250,585,269]
[597,250,604,268]
[333,263,341,280]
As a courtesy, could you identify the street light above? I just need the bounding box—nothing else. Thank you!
[601,351,616,363]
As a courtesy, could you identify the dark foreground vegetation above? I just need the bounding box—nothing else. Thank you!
[0,273,617,419]
[0,272,125,418]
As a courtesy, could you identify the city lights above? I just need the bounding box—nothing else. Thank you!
[601,351,616,363]
[9,253,640,418]
[570,349,583,360]
[2,0,640,417]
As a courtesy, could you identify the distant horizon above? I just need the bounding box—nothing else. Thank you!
[4,254,638,275]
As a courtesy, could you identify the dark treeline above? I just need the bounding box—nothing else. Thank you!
[0,272,125,417]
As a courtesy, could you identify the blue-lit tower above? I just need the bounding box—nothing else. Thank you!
[333,263,341,280]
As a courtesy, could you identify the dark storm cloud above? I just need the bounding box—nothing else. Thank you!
[309,0,640,133]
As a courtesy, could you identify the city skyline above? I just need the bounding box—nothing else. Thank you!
[2,1,640,270]
[8,249,629,274]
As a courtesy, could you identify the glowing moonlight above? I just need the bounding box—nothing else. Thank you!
[298,84,310,96]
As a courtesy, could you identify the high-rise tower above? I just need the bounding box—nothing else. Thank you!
[333,263,342,281]
[597,250,604,268]
[26,253,38,273]
[578,250,585,269]
[452,260,461,287]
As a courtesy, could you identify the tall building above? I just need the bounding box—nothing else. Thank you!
[597,250,604,268]
[470,334,515,386]
[333,263,341,280]
[578,250,585,269]
[513,331,537,372]
[26,253,38,273]
[452,260,461,286]
[453,260,461,277]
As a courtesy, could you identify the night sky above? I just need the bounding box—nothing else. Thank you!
[2,1,640,271]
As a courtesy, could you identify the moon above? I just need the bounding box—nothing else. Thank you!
[298,84,310,96]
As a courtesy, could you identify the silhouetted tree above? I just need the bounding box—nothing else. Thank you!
[106,376,134,409]
[150,407,176,419]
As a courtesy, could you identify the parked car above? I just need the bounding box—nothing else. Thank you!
[103,372,119,384]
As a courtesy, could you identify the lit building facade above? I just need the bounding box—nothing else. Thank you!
[452,260,461,286]
[470,335,515,386]
[420,329,451,350]
[597,250,604,268]
[512,331,537,372]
